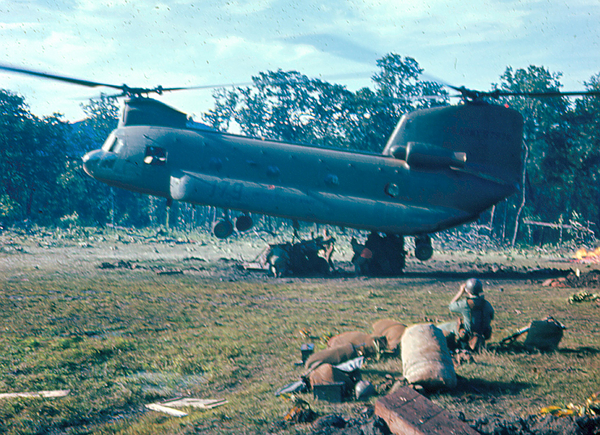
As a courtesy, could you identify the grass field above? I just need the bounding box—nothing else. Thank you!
[1,227,599,434]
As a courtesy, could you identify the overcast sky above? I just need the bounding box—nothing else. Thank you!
[1,0,599,122]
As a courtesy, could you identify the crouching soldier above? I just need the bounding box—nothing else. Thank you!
[351,238,372,276]
[438,278,494,352]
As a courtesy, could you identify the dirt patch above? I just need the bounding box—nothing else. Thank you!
[279,412,600,435]
[473,414,600,435]
[2,227,600,435]
[545,270,600,288]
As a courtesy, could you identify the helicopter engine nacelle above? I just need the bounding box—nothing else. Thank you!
[389,142,466,170]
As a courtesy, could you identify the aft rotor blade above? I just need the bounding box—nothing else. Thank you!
[446,85,600,99]
[0,63,123,90]
[493,90,600,98]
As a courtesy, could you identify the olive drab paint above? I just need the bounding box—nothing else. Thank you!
[83,98,523,257]
[8,62,598,274]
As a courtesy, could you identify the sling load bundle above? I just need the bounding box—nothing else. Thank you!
[372,319,407,354]
[401,323,457,390]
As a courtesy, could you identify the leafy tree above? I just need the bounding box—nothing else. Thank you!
[0,90,30,221]
[369,54,448,145]
[495,66,571,244]
[498,66,568,184]
[204,54,448,153]
[205,69,355,147]
[0,89,71,224]
[558,74,600,228]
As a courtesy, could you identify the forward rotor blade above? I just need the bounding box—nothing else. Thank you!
[0,63,254,96]
[158,82,253,93]
[0,63,123,90]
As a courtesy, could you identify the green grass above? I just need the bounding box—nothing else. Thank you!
[0,228,599,434]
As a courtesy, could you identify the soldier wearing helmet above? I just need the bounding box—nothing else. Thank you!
[439,278,494,352]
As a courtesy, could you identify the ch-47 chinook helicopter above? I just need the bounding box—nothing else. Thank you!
[2,63,597,274]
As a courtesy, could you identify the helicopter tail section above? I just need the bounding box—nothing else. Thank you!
[382,103,524,189]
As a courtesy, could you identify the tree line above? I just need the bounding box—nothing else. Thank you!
[1,54,600,246]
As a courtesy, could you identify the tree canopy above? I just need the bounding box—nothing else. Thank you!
[2,54,600,247]
[204,55,448,153]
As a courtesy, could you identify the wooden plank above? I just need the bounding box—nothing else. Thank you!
[0,390,70,399]
[145,403,188,417]
[145,397,228,417]
[162,398,228,409]
[375,387,478,435]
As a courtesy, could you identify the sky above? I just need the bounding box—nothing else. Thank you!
[1,0,599,122]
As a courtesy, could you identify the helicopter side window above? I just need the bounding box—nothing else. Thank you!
[144,146,167,166]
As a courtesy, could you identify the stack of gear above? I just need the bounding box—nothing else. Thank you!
[303,342,372,402]
[304,343,359,373]
[372,319,407,355]
[276,317,460,403]
[350,233,405,276]
[500,316,566,351]
[263,235,334,277]
[327,331,386,359]
[306,358,365,402]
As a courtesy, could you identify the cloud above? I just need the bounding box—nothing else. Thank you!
[223,0,276,16]
[282,33,379,65]
[1,0,599,120]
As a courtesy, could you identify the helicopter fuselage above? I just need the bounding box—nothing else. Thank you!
[82,99,523,236]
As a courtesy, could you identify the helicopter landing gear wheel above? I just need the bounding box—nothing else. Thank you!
[414,234,433,261]
[213,219,234,239]
[235,214,253,232]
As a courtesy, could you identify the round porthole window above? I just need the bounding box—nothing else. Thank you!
[267,166,280,178]
[325,174,339,186]
[385,183,400,198]
[209,157,223,171]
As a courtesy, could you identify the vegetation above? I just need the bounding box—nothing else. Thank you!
[0,227,598,434]
[2,54,599,433]
[204,54,447,152]
[2,54,600,247]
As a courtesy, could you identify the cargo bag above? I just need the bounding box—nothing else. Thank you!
[401,323,457,390]
[523,318,565,351]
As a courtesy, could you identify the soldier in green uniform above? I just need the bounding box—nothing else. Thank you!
[438,278,494,352]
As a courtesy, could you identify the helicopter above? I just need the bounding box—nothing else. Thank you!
[2,63,596,275]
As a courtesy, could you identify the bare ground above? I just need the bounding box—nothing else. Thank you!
[1,226,599,434]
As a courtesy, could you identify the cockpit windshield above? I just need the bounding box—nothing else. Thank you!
[101,132,124,153]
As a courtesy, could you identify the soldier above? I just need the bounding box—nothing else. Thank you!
[350,237,372,275]
[438,278,494,352]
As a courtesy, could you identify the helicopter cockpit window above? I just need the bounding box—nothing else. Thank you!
[144,146,167,166]
[111,139,125,154]
[101,133,125,154]
[101,133,116,152]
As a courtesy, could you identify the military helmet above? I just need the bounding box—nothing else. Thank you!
[465,278,483,297]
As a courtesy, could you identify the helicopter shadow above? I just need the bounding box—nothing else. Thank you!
[489,343,599,356]
[442,375,531,398]
[401,269,570,281]
[361,368,403,378]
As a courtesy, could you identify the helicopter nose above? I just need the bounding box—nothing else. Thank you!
[82,149,102,177]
